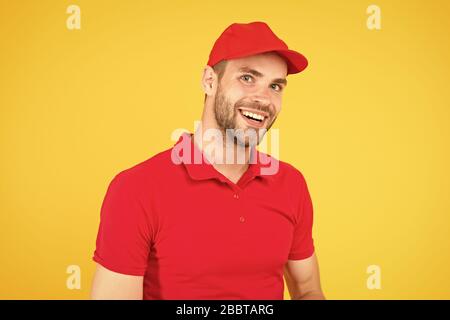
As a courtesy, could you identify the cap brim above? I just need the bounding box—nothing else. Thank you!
[274,49,308,74]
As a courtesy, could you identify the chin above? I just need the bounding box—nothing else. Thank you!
[224,124,267,147]
[237,133,263,148]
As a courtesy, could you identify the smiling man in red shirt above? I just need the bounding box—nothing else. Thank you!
[91,21,325,300]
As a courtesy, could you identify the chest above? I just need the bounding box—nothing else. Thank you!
[149,180,297,278]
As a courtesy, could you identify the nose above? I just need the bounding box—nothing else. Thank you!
[251,86,271,107]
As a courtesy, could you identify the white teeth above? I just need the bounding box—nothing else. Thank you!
[242,110,264,121]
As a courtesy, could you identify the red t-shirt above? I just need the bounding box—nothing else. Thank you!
[93,132,315,299]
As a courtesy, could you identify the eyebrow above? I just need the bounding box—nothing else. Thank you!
[238,66,287,86]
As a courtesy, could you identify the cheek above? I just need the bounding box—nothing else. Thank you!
[273,98,282,115]
[226,87,247,106]
[231,83,248,97]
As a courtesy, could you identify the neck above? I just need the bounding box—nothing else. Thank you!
[194,107,253,183]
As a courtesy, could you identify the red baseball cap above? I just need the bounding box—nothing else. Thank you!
[207,21,308,75]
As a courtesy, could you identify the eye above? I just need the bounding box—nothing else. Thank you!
[240,74,254,83]
[271,83,282,92]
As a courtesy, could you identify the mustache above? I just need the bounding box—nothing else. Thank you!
[234,100,275,117]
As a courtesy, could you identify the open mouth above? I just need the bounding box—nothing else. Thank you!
[238,108,268,128]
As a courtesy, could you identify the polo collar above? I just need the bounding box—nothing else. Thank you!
[171,132,277,183]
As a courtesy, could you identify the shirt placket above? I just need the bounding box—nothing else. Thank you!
[221,171,259,235]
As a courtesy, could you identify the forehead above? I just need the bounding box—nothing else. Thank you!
[226,52,288,78]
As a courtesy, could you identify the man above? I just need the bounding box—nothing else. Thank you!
[91,21,325,300]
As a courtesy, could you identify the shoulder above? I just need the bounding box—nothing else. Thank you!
[258,150,309,187]
[107,146,175,191]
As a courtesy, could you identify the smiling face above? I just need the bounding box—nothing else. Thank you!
[211,52,288,147]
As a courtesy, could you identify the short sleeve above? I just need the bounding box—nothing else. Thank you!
[288,173,315,260]
[92,172,152,276]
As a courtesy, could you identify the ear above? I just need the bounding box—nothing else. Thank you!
[201,65,218,98]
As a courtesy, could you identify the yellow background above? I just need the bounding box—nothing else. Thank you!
[1,0,449,299]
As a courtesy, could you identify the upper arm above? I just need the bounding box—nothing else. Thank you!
[93,172,152,274]
[90,263,144,300]
[288,170,315,260]
[284,253,324,299]
[91,172,153,299]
